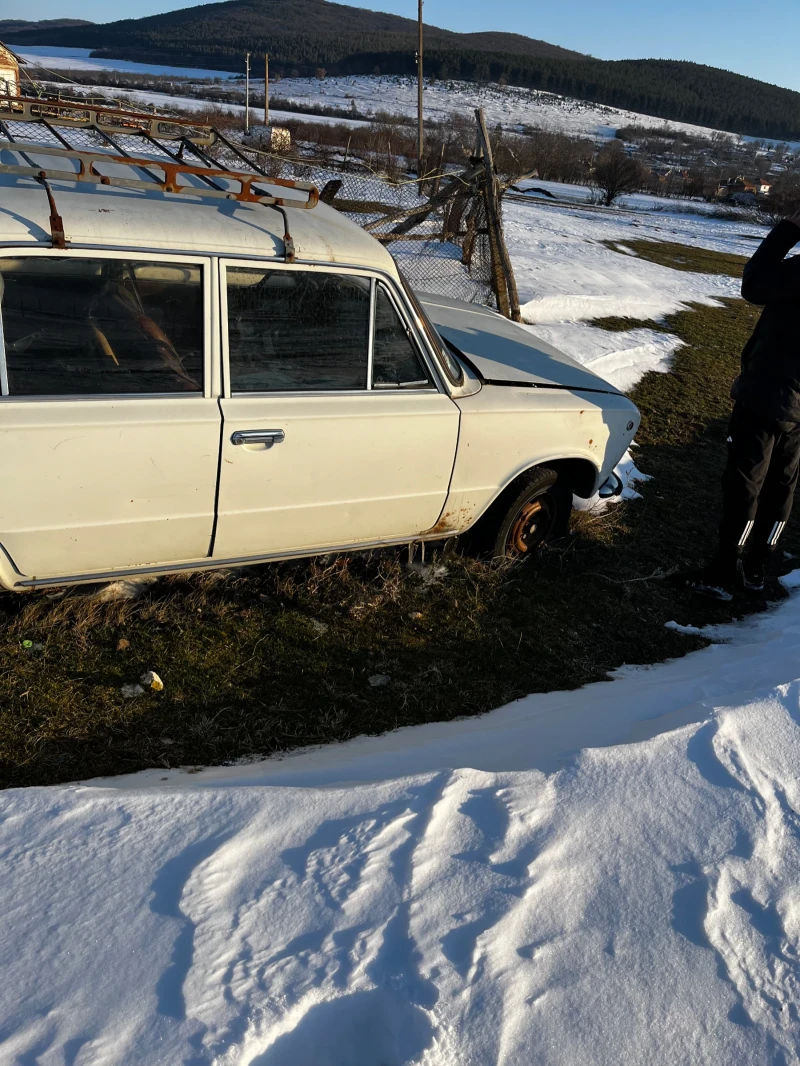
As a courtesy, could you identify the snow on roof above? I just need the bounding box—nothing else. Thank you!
[0,148,397,273]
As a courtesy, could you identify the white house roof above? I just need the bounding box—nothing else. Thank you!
[0,151,398,274]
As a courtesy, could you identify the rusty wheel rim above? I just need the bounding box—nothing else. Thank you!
[507,497,553,555]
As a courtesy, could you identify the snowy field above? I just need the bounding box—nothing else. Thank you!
[249,73,734,142]
[3,579,800,1065]
[15,45,240,82]
[504,197,764,391]
[18,48,750,143]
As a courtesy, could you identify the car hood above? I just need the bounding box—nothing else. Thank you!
[420,293,621,394]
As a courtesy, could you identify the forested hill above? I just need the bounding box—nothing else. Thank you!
[8,0,586,63]
[0,19,92,35]
[8,0,800,139]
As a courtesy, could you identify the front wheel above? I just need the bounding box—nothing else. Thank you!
[464,466,572,561]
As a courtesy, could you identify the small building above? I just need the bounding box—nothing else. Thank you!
[0,42,21,96]
[243,124,291,153]
[716,176,771,201]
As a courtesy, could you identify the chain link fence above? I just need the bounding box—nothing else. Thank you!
[1,109,497,306]
[277,158,495,305]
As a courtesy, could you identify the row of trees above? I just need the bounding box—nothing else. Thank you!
[12,11,800,140]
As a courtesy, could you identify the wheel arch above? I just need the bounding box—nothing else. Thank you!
[471,456,599,528]
[541,457,600,500]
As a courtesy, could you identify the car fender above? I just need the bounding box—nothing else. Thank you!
[427,385,639,535]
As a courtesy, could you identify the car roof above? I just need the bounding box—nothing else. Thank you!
[0,166,399,275]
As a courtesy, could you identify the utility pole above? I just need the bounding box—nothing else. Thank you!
[264,52,269,127]
[245,51,251,134]
[417,0,424,181]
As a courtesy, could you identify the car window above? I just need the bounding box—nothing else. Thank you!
[0,257,203,396]
[397,270,464,386]
[227,267,370,392]
[372,286,433,389]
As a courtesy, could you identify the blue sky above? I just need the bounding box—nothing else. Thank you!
[18,0,800,93]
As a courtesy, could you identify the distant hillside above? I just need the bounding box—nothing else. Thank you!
[0,18,92,35]
[6,0,585,63]
[8,0,800,139]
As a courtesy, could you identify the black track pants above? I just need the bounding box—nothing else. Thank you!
[718,402,800,561]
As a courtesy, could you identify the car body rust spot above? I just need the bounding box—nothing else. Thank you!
[425,506,474,536]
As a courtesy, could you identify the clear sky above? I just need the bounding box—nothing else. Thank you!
[16,0,800,93]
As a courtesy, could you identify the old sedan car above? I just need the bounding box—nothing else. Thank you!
[0,116,638,592]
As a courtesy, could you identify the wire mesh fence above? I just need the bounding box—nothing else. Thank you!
[0,105,500,308]
[276,157,495,305]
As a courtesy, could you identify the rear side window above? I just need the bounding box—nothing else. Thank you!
[0,257,204,396]
[227,267,370,392]
[373,286,432,389]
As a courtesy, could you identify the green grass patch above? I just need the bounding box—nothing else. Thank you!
[601,238,750,277]
[2,240,789,790]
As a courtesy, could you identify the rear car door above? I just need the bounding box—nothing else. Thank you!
[212,261,460,559]
[0,250,220,581]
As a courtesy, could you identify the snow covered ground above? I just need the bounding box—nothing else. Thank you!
[17,49,762,144]
[251,74,736,143]
[16,45,240,82]
[4,580,800,1065]
[503,196,763,391]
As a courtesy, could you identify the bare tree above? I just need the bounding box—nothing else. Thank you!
[591,142,648,206]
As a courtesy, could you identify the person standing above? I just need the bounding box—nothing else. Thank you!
[685,211,800,599]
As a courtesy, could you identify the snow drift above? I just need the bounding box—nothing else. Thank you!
[3,584,800,1065]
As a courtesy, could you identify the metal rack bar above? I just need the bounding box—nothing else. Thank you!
[141,132,227,193]
[0,95,217,146]
[0,140,319,209]
[0,96,318,260]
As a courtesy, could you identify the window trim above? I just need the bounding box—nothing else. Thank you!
[0,247,214,401]
[220,258,445,399]
[397,272,465,387]
[372,281,436,391]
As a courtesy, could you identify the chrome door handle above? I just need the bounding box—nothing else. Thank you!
[230,429,285,447]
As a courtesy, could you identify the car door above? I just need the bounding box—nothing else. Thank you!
[0,250,220,580]
[212,261,460,560]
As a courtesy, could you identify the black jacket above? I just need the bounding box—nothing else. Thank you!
[732,219,800,421]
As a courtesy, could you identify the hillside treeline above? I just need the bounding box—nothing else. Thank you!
[10,3,800,139]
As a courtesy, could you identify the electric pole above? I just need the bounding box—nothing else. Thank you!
[264,52,269,127]
[417,0,424,180]
[245,51,251,134]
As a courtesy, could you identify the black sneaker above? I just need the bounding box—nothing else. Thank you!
[678,563,736,601]
[739,556,765,592]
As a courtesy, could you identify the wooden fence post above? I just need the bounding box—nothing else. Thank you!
[474,108,521,322]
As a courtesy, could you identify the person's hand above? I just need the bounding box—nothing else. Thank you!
[786,209,800,228]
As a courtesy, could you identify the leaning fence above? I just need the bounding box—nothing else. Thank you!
[248,109,520,316]
[0,93,520,317]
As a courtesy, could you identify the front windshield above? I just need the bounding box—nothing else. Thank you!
[397,271,465,386]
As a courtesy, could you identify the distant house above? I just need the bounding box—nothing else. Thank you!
[716,176,771,201]
[0,42,21,96]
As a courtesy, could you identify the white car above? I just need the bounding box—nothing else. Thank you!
[0,139,639,592]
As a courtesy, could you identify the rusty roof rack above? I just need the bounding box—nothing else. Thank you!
[0,95,320,260]
[0,94,219,145]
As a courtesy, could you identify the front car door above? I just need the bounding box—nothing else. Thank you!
[0,250,220,580]
[212,261,460,560]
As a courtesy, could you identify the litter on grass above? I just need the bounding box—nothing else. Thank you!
[120,683,144,699]
[140,671,164,693]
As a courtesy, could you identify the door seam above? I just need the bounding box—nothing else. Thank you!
[207,404,225,558]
